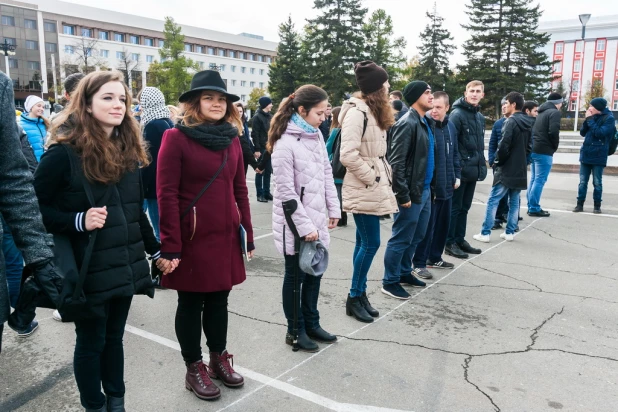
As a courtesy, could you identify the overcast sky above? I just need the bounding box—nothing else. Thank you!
[65,0,618,65]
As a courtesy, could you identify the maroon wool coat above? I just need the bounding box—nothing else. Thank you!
[157,127,254,292]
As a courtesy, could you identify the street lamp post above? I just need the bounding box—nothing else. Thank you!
[1,38,17,79]
[573,14,591,132]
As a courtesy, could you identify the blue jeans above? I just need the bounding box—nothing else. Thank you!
[255,150,272,197]
[577,163,604,203]
[1,216,24,308]
[142,199,160,242]
[383,188,431,285]
[482,184,521,235]
[413,198,452,268]
[282,255,321,334]
[350,214,381,297]
[527,153,553,213]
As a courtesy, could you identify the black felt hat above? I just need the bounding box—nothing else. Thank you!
[179,70,240,103]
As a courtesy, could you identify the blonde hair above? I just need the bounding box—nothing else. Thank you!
[466,80,484,91]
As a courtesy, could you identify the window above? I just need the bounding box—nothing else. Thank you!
[207,47,215,55]
[100,50,109,58]
[209,63,217,70]
[231,80,236,86]
[595,59,604,71]
[259,69,264,76]
[114,33,125,42]
[146,55,154,63]
[158,40,165,48]
[27,61,40,70]
[84,48,92,57]
[572,80,580,92]
[241,95,246,101]
[229,51,236,58]
[554,43,563,54]
[130,35,139,45]
[81,28,92,37]
[4,38,16,46]
[616,79,618,90]
[241,67,246,73]
[145,38,154,47]
[184,44,192,52]
[220,64,226,71]
[99,31,109,40]
[573,60,581,73]
[266,57,272,63]
[63,25,75,35]
[247,53,254,60]
[2,16,15,26]
[231,65,236,72]
[131,53,140,61]
[259,82,264,88]
[218,49,225,57]
[241,81,246,87]
[195,45,203,53]
[24,19,37,29]
[570,101,577,111]
[45,42,57,53]
[199,62,205,69]
[8,58,17,69]
[553,61,562,72]
[44,21,56,32]
[250,68,255,74]
[116,51,125,59]
[250,81,255,88]
[25,40,38,50]
[64,45,74,54]
[257,55,263,62]
[614,100,618,111]
[239,52,245,59]
[575,41,584,52]
[597,40,606,51]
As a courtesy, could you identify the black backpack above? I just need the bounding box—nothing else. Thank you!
[331,111,368,180]
[608,128,618,156]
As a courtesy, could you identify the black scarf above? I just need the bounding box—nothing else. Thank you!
[176,121,238,151]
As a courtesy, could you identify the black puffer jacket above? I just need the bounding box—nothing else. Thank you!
[250,109,272,152]
[532,102,561,156]
[388,108,435,205]
[34,144,158,308]
[449,97,487,182]
[18,124,38,173]
[494,112,534,190]
[142,118,174,199]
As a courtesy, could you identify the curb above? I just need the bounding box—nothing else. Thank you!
[551,164,618,176]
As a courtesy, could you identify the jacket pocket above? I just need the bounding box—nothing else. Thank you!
[189,207,196,241]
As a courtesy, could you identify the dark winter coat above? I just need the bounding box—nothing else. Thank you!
[18,123,38,173]
[318,116,332,142]
[34,144,158,309]
[488,117,506,166]
[142,118,174,199]
[157,128,254,293]
[493,112,534,190]
[579,109,616,167]
[239,119,258,173]
[389,108,436,205]
[250,108,272,152]
[450,97,487,182]
[427,114,461,200]
[396,102,409,121]
[0,73,54,326]
[532,102,561,156]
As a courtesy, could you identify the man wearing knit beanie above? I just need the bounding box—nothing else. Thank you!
[251,96,274,202]
[572,97,615,214]
[528,91,564,217]
[381,80,434,299]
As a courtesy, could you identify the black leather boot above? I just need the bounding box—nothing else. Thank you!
[594,202,601,214]
[286,330,319,352]
[573,201,584,213]
[359,292,379,317]
[307,326,337,343]
[346,294,373,323]
[85,404,106,412]
[106,396,125,412]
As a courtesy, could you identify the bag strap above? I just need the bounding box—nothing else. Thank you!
[181,150,228,219]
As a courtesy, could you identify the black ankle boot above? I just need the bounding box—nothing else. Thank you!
[285,330,319,352]
[573,201,584,213]
[594,202,601,214]
[346,294,373,323]
[359,292,379,317]
[106,396,125,412]
[307,326,337,343]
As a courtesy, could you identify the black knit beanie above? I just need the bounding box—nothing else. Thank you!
[590,97,607,111]
[354,61,389,95]
[403,81,431,106]
[547,92,563,104]
[392,100,403,111]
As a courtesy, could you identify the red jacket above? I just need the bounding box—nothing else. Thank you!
[157,128,253,292]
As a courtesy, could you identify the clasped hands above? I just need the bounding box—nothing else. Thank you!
[156,258,180,275]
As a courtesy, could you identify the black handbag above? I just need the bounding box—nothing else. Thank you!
[331,111,368,180]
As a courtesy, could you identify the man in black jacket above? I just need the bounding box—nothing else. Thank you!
[473,92,533,243]
[445,80,487,258]
[527,92,563,217]
[382,81,434,300]
[251,96,273,202]
[318,103,332,141]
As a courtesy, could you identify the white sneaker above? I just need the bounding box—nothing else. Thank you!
[500,232,514,242]
[52,310,62,322]
[473,233,490,243]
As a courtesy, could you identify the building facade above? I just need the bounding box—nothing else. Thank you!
[540,14,618,114]
[1,0,277,106]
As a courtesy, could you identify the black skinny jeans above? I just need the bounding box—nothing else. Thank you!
[175,290,230,364]
[74,296,133,410]
[447,180,477,245]
[282,255,322,334]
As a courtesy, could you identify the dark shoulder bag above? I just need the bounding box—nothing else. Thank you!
[180,151,228,219]
[331,111,368,180]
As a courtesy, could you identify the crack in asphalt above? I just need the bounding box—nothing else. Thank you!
[463,355,501,411]
[228,309,287,327]
[530,227,603,251]
[526,307,564,351]
[469,261,543,291]
[481,260,607,277]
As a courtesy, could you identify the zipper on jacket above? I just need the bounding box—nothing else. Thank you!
[300,187,305,203]
[190,207,196,240]
[283,224,287,255]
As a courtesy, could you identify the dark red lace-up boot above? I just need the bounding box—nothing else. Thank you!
[208,350,244,387]
[185,360,221,400]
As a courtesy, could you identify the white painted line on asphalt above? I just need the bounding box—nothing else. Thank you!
[471,201,618,218]
[253,232,274,240]
[124,324,410,412]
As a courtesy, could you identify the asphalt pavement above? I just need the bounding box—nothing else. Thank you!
[1,170,617,412]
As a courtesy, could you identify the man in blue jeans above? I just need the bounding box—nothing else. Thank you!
[572,98,616,214]
[382,81,434,300]
[528,92,563,217]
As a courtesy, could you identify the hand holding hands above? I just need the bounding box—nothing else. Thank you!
[156,258,180,275]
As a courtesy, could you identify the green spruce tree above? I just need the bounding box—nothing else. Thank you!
[363,9,407,82]
[411,4,455,92]
[303,0,368,104]
[267,16,304,106]
[147,17,199,104]
[458,0,554,118]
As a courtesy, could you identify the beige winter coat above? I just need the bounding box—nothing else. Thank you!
[339,97,398,216]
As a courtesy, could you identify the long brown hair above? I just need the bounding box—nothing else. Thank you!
[267,85,328,153]
[181,91,242,132]
[50,71,149,184]
[330,106,342,131]
[362,88,395,131]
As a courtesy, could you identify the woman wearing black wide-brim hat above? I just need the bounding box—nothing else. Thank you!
[157,70,255,401]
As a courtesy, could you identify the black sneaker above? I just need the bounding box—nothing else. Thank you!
[257,196,267,203]
[491,222,503,230]
[426,259,455,269]
[445,243,469,259]
[400,274,426,288]
[381,283,411,299]
[264,194,273,201]
[527,209,550,217]
[412,267,433,280]
[458,240,481,255]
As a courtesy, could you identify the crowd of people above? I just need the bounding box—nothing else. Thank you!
[0,56,616,410]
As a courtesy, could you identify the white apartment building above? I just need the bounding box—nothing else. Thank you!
[540,14,618,113]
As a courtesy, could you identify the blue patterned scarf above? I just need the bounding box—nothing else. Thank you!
[291,113,318,133]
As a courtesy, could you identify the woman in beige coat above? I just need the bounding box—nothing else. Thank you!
[340,61,398,323]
